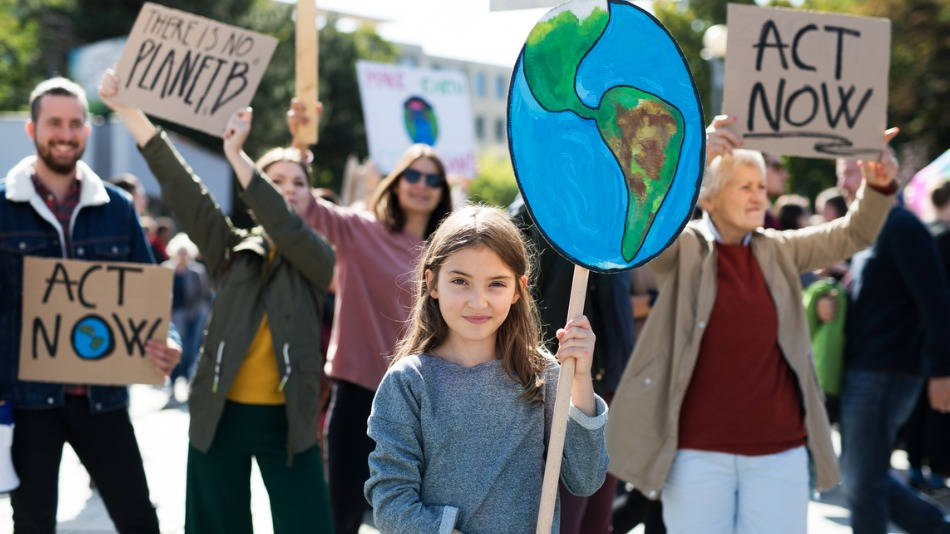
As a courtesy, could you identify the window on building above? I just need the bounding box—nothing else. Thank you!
[495,118,505,142]
[475,72,486,98]
[475,116,485,140]
[496,75,507,100]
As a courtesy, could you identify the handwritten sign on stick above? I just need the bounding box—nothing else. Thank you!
[722,4,890,159]
[19,257,173,386]
[113,2,278,137]
[356,61,477,177]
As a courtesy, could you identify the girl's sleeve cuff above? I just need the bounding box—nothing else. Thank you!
[569,396,608,430]
[439,505,459,534]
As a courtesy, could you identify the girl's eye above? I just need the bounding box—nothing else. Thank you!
[450,278,467,285]
[490,281,507,288]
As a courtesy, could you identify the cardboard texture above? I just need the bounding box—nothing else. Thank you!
[722,4,890,159]
[19,256,173,386]
[356,60,478,177]
[113,2,278,137]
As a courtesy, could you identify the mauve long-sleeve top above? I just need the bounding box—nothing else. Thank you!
[304,197,423,391]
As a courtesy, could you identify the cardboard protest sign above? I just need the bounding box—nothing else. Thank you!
[19,256,173,386]
[356,61,478,178]
[722,4,890,159]
[490,0,559,10]
[508,0,704,272]
[113,2,278,137]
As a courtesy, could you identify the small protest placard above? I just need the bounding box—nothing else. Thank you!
[112,2,278,137]
[722,4,890,159]
[356,61,478,178]
[19,257,173,386]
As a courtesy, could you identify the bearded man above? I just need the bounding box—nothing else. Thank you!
[0,77,181,533]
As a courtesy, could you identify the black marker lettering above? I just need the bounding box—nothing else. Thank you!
[77,264,101,309]
[126,39,158,89]
[753,20,789,71]
[824,25,861,80]
[211,61,249,114]
[784,85,819,127]
[43,262,76,303]
[105,265,143,307]
[112,314,150,356]
[821,83,873,129]
[748,79,785,132]
[136,42,163,90]
[194,57,228,114]
[32,315,61,359]
[791,24,817,72]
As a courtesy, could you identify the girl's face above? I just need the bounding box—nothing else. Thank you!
[395,157,444,218]
[267,160,310,216]
[426,245,523,359]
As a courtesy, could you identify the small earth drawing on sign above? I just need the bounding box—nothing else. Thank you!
[71,315,114,360]
[508,0,704,271]
[403,96,439,145]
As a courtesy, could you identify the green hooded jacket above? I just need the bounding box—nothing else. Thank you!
[140,131,334,458]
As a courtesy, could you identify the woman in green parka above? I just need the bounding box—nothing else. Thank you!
[99,70,335,533]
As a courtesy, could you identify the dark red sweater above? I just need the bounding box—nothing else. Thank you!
[678,242,806,455]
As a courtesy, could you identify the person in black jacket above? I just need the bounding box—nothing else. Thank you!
[838,157,950,534]
[510,196,639,534]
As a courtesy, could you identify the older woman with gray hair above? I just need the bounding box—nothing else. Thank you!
[606,115,900,534]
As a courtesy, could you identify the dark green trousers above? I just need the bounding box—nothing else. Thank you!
[185,401,333,533]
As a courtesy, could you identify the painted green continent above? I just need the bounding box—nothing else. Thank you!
[522,5,684,262]
[524,7,607,119]
[596,88,683,261]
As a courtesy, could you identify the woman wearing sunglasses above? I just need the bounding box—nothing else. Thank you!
[287,99,453,534]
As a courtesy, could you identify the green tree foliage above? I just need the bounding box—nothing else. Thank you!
[467,151,519,209]
[0,0,43,111]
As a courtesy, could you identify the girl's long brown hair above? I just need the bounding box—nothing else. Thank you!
[393,205,549,402]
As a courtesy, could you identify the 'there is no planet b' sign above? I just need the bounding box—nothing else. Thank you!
[112,2,278,137]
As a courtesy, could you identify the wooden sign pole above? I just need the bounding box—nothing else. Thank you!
[536,264,589,533]
[295,0,319,146]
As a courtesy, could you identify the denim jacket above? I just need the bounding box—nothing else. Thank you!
[0,155,161,414]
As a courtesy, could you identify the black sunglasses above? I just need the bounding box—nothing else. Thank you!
[402,168,443,188]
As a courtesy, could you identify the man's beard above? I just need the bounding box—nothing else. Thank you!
[35,139,85,175]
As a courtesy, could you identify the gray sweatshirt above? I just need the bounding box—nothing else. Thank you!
[364,353,609,534]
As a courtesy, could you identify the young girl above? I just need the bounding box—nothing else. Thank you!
[287,99,454,534]
[364,205,609,533]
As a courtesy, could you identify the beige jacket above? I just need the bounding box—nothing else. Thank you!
[606,184,895,499]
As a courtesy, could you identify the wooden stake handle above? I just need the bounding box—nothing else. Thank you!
[536,265,589,533]
[295,0,318,147]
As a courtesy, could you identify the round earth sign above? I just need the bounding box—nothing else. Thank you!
[71,314,115,360]
[508,0,705,272]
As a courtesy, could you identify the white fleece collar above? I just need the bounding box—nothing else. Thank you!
[4,156,111,258]
[4,155,110,206]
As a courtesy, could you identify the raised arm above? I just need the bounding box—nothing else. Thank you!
[774,128,900,273]
[222,109,334,290]
[98,69,240,278]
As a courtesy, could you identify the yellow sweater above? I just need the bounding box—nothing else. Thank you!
[227,252,285,405]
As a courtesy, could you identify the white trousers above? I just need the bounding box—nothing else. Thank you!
[661,446,808,534]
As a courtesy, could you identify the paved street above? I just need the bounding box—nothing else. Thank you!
[0,385,946,533]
